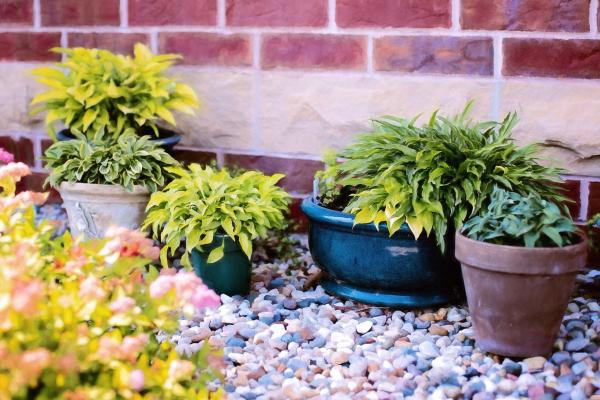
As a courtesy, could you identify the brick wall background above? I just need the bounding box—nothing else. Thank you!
[1,0,600,223]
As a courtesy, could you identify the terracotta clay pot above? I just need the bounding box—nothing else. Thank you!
[455,232,588,357]
[60,182,150,240]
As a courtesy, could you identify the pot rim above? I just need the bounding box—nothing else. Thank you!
[455,231,588,275]
[300,196,412,235]
[455,230,587,253]
[59,181,150,195]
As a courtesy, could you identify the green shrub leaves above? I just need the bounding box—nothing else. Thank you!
[143,164,291,267]
[30,43,199,141]
[318,103,566,252]
[462,187,576,247]
[44,135,178,192]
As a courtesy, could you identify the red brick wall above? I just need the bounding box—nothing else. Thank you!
[1,0,600,224]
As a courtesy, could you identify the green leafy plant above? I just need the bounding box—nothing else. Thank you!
[144,164,291,267]
[44,134,179,192]
[587,213,600,254]
[30,43,199,141]
[318,102,566,252]
[462,187,577,247]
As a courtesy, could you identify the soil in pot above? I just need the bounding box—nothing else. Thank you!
[455,232,588,357]
[59,182,150,239]
[56,127,182,152]
[190,235,251,296]
[301,197,463,308]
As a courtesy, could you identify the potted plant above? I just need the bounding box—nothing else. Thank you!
[456,187,587,357]
[144,164,290,295]
[302,103,566,307]
[44,134,178,238]
[30,43,199,151]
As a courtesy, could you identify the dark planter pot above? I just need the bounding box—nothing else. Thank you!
[56,127,182,152]
[300,197,462,308]
[190,235,251,296]
[455,232,588,357]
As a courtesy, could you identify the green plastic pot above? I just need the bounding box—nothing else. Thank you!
[190,235,251,296]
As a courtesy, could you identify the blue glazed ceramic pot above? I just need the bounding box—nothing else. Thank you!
[301,197,462,308]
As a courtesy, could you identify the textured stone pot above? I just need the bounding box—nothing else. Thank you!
[59,182,150,239]
[301,197,462,308]
[190,235,252,296]
[455,232,588,357]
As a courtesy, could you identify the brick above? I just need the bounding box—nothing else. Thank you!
[41,0,120,26]
[159,33,251,66]
[557,179,581,219]
[224,153,323,193]
[0,0,33,25]
[226,0,327,27]
[129,0,216,26]
[461,0,589,32]
[336,0,450,28]
[0,136,34,165]
[374,36,493,75]
[288,197,308,232]
[262,34,365,70]
[0,32,60,61]
[588,182,600,219]
[171,147,217,166]
[68,33,149,54]
[16,172,61,203]
[504,38,600,79]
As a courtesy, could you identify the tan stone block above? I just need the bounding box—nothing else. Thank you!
[170,68,254,150]
[0,62,46,132]
[501,79,600,175]
[259,72,494,155]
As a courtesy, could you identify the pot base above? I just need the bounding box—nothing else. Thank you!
[321,277,455,308]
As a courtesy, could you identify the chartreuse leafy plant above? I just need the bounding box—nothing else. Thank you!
[144,164,291,268]
[318,102,566,252]
[30,43,199,141]
[0,157,223,399]
[44,134,179,192]
[462,187,577,247]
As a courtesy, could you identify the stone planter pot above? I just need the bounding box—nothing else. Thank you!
[190,235,252,296]
[300,197,462,308]
[56,127,182,152]
[455,232,588,357]
[59,182,150,239]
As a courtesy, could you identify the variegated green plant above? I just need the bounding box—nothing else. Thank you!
[143,164,291,267]
[30,43,199,141]
[44,135,178,192]
[318,103,566,252]
[462,187,577,247]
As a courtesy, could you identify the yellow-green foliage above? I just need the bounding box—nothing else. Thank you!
[0,161,223,399]
[144,164,291,267]
[30,43,199,141]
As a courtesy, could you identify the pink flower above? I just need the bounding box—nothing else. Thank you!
[190,285,220,310]
[0,148,14,164]
[12,279,43,313]
[120,334,148,362]
[102,227,160,260]
[168,360,194,381]
[149,275,175,299]
[129,369,145,391]
[0,162,30,182]
[78,277,106,300]
[109,296,136,314]
[20,348,51,381]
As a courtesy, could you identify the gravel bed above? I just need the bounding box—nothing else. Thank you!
[35,208,600,399]
[171,238,600,400]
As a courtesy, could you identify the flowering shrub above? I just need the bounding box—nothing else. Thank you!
[0,155,223,399]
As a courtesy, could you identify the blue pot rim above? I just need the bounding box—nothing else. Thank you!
[56,128,182,147]
[300,196,412,236]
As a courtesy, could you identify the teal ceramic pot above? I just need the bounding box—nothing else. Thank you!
[301,197,462,308]
[190,235,251,296]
